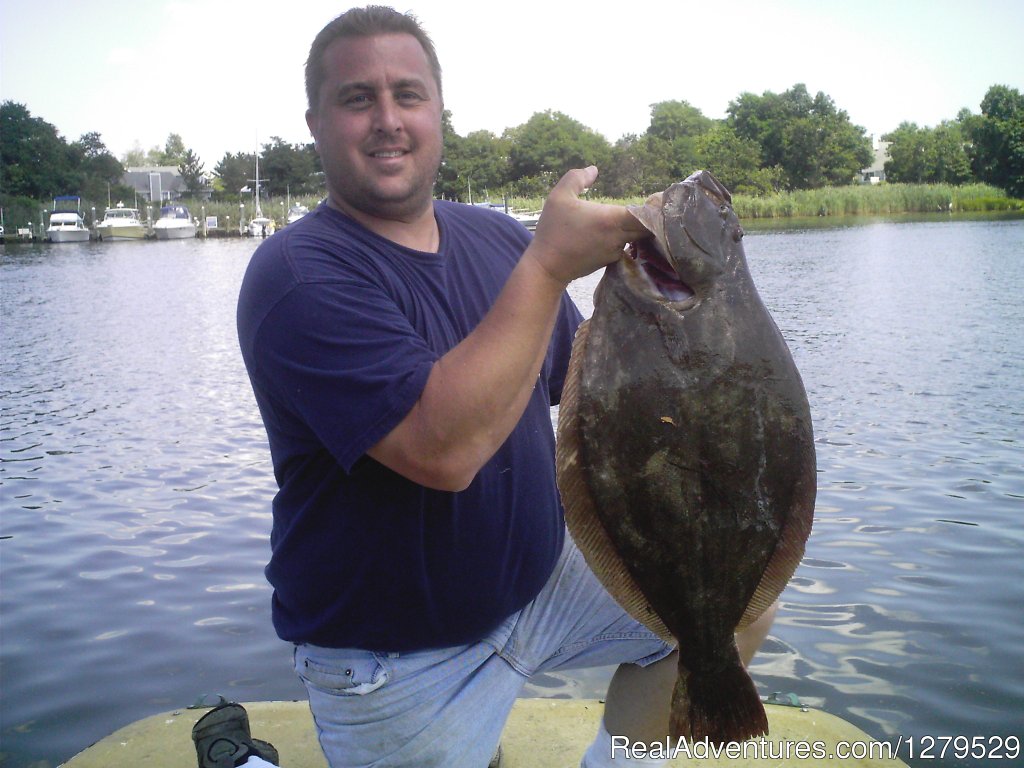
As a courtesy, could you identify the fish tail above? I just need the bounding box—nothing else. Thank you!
[670,655,768,746]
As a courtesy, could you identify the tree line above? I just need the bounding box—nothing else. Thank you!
[2,82,1021,231]
[882,85,1023,197]
[437,83,1023,201]
[440,85,873,201]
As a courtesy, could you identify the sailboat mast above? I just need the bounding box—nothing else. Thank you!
[254,146,262,217]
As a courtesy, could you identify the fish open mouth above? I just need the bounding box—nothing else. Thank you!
[628,238,695,303]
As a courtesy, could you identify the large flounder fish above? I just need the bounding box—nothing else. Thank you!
[556,170,816,745]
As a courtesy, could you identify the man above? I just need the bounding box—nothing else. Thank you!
[236,6,774,767]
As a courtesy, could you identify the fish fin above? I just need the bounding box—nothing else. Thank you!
[671,651,768,746]
[556,320,674,643]
[736,485,815,629]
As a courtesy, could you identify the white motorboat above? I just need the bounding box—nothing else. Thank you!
[474,201,540,231]
[46,196,91,242]
[286,204,309,225]
[153,204,197,239]
[96,203,146,241]
[506,209,540,231]
[247,215,275,238]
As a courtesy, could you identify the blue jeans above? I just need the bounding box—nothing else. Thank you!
[293,534,674,767]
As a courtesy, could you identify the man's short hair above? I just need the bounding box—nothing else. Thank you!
[305,5,443,112]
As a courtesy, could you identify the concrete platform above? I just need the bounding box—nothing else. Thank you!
[64,698,907,767]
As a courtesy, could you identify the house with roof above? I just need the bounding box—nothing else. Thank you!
[860,139,891,184]
[123,166,187,201]
[122,166,212,201]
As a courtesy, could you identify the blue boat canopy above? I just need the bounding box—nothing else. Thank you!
[160,205,191,219]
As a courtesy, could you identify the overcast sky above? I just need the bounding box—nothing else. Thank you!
[2,0,1022,168]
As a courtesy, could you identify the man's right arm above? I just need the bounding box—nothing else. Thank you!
[366,167,648,491]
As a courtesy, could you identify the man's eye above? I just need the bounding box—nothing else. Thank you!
[397,91,424,103]
[345,93,372,107]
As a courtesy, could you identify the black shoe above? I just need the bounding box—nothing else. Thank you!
[192,702,279,768]
[251,739,280,765]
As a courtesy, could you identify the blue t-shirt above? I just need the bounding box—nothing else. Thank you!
[237,200,582,651]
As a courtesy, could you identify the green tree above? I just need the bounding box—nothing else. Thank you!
[213,151,256,199]
[160,133,187,166]
[260,136,318,196]
[178,148,207,196]
[436,108,462,199]
[694,124,783,195]
[728,85,809,174]
[122,141,147,167]
[70,131,129,205]
[783,91,872,187]
[442,129,509,201]
[603,133,675,198]
[435,111,511,201]
[121,141,166,166]
[728,84,871,189]
[928,121,972,184]
[647,100,715,143]
[464,130,510,197]
[884,121,972,184]
[883,122,930,182]
[144,145,166,165]
[965,84,1024,198]
[645,100,715,181]
[506,110,612,195]
[0,101,80,198]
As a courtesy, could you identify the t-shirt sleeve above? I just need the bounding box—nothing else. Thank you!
[252,275,436,473]
[546,293,584,405]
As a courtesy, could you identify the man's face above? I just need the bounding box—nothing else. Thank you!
[306,33,444,223]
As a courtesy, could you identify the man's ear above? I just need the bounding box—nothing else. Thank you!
[305,109,320,153]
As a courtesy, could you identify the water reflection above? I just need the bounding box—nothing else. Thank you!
[3,218,1023,767]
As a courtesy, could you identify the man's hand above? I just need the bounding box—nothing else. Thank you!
[526,166,650,287]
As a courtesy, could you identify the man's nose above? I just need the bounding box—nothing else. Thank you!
[372,97,403,133]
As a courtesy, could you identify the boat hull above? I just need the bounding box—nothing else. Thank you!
[153,224,197,240]
[48,228,91,243]
[96,225,146,241]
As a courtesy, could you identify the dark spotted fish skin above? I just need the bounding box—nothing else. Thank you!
[556,171,815,745]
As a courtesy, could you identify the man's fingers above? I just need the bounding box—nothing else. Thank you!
[529,166,654,283]
[553,166,599,199]
[552,167,648,239]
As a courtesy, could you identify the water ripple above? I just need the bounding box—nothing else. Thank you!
[3,223,1023,767]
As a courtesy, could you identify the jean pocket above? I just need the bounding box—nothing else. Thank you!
[294,645,390,696]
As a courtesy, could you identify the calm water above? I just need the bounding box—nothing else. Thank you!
[2,216,1022,767]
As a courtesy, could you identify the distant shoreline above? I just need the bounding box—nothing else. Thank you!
[547,181,1023,220]
[5,182,1021,244]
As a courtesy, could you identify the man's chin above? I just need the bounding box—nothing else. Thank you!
[332,185,435,222]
